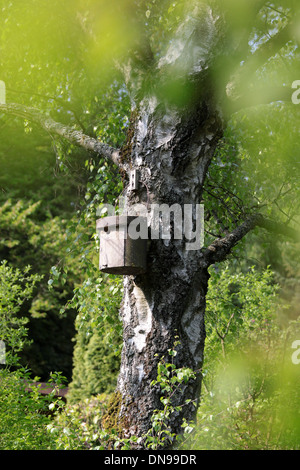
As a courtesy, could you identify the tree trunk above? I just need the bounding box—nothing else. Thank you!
[116,96,223,444]
[111,3,225,447]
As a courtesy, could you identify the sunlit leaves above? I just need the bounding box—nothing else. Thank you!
[0,261,42,366]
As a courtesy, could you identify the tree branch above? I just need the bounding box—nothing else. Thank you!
[202,213,299,266]
[6,86,87,132]
[0,102,121,166]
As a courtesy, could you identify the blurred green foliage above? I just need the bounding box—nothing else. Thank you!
[180,264,300,450]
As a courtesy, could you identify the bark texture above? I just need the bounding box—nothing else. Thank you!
[115,4,225,443]
[117,104,221,439]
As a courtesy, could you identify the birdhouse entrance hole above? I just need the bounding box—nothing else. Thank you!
[96,215,147,275]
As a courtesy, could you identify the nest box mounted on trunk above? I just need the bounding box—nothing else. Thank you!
[96,215,147,275]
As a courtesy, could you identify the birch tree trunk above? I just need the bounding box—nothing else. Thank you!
[115,4,224,443]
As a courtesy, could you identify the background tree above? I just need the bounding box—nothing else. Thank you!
[0,0,299,446]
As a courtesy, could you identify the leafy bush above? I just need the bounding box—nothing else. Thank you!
[0,260,41,366]
[47,340,197,451]
[66,273,123,403]
[46,394,111,450]
[180,264,300,450]
[0,369,65,450]
[0,261,64,450]
[0,200,78,380]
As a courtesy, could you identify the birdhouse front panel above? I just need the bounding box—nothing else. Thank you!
[97,215,147,275]
[99,226,126,273]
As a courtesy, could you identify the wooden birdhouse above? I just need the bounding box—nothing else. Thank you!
[96,215,147,275]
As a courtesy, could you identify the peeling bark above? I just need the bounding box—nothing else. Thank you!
[115,98,222,442]
[115,3,225,439]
